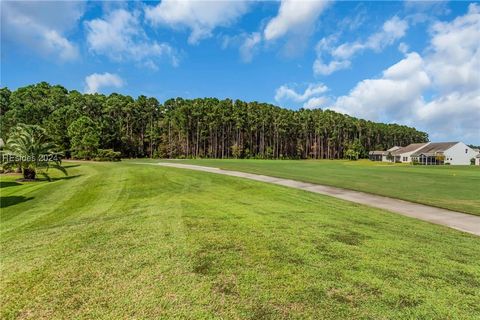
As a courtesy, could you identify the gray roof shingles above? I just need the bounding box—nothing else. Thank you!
[369,151,387,155]
[391,143,429,156]
[411,142,459,157]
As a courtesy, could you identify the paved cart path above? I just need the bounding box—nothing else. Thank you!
[148,162,480,236]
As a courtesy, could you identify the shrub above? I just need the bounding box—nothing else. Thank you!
[94,149,121,162]
[345,149,359,160]
[71,150,94,160]
[231,143,242,159]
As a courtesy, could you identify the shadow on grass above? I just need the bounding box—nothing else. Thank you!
[0,181,22,188]
[0,196,34,208]
[49,174,81,182]
[62,164,81,169]
[32,174,82,182]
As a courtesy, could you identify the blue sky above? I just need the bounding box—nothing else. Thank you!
[1,1,479,144]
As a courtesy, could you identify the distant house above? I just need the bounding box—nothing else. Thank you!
[391,143,429,163]
[368,150,384,162]
[368,146,400,162]
[369,141,477,165]
[411,142,477,165]
[476,154,480,166]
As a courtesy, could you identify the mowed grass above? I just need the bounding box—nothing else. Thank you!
[154,159,480,216]
[1,162,480,319]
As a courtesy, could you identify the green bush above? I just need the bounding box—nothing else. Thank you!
[344,149,359,160]
[71,150,95,160]
[94,149,121,162]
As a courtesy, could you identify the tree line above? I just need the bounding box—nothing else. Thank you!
[0,82,428,159]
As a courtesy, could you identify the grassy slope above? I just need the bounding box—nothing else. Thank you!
[155,159,480,216]
[1,162,479,319]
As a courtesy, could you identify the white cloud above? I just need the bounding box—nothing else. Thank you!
[264,0,331,57]
[85,9,178,69]
[398,42,409,54]
[333,16,408,59]
[1,1,84,61]
[145,0,250,44]
[239,32,261,63]
[404,0,451,25]
[264,0,330,41]
[313,58,351,76]
[275,83,328,103]
[43,30,79,61]
[275,82,331,109]
[419,3,480,141]
[223,0,330,62]
[303,96,332,110]
[332,52,430,122]
[84,73,124,94]
[425,3,480,93]
[221,32,262,62]
[314,16,408,75]
[420,92,480,143]
[329,4,480,143]
[365,16,408,52]
[338,7,367,31]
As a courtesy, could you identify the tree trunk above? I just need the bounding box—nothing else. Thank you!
[23,168,36,180]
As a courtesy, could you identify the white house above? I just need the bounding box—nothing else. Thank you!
[369,141,478,165]
[391,142,430,163]
[411,142,477,165]
[368,146,401,162]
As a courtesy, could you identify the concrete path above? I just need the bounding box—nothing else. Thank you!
[151,162,480,236]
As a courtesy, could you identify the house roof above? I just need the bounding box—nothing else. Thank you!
[369,146,401,156]
[411,142,459,157]
[391,143,429,156]
[369,150,387,156]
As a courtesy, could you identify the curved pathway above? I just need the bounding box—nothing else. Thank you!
[150,162,480,236]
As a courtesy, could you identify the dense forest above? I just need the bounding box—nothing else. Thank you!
[0,82,428,159]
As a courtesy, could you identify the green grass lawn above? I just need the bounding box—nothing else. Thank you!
[151,159,480,216]
[1,162,480,319]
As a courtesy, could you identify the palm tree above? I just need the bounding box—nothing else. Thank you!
[2,124,66,180]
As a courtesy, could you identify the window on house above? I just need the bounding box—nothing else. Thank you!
[466,149,468,153]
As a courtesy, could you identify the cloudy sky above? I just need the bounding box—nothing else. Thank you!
[1,0,479,144]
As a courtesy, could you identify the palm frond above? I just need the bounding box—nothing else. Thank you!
[39,171,52,182]
[48,164,68,176]
[4,123,68,180]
